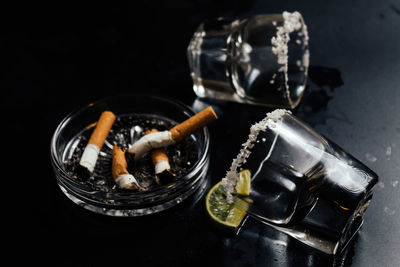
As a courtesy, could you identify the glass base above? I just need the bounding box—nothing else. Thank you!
[261,215,363,255]
[244,194,369,255]
[193,82,305,109]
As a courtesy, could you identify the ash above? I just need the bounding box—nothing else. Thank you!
[64,114,199,192]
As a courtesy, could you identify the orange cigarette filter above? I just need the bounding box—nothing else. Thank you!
[79,110,116,175]
[146,129,175,184]
[112,145,140,190]
[169,106,217,143]
[151,149,169,165]
[88,111,116,149]
[112,145,129,180]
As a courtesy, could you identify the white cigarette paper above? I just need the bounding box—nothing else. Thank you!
[115,174,140,190]
[79,144,100,173]
[144,128,172,175]
[128,106,217,161]
[128,130,175,160]
[154,160,170,175]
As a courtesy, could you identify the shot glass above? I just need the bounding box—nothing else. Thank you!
[187,12,309,108]
[224,111,378,254]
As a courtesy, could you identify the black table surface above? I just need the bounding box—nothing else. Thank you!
[6,1,400,266]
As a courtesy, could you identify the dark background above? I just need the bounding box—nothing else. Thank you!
[4,0,400,266]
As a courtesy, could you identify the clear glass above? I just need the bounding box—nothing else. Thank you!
[234,113,378,254]
[187,13,309,108]
[50,94,210,216]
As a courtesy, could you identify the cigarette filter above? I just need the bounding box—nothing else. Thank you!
[169,106,217,143]
[112,145,140,190]
[79,111,116,175]
[146,129,175,184]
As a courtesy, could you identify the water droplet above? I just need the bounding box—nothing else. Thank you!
[384,206,396,216]
[365,153,377,162]
[386,146,392,156]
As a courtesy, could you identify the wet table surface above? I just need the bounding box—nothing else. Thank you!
[7,0,400,266]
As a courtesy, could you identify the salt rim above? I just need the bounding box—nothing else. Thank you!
[270,11,309,106]
[221,109,291,203]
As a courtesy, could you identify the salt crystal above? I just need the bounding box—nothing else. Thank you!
[221,109,290,203]
[270,11,309,106]
[384,206,396,216]
[386,146,392,157]
[303,49,310,75]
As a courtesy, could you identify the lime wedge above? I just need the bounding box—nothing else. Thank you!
[235,169,251,196]
[205,169,251,230]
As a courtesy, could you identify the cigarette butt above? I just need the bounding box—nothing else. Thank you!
[128,130,174,160]
[146,129,175,184]
[79,111,116,175]
[112,145,140,190]
[127,106,217,161]
[112,145,129,180]
[88,111,116,149]
[169,106,217,143]
[151,149,169,166]
[146,129,171,169]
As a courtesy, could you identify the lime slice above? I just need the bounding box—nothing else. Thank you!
[205,169,251,230]
[235,169,251,196]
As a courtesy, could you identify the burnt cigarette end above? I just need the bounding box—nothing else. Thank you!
[122,181,141,191]
[156,170,176,185]
[76,164,91,180]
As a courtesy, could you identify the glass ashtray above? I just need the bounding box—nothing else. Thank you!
[50,94,210,216]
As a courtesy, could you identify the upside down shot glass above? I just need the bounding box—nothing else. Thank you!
[187,12,309,108]
[222,110,378,254]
